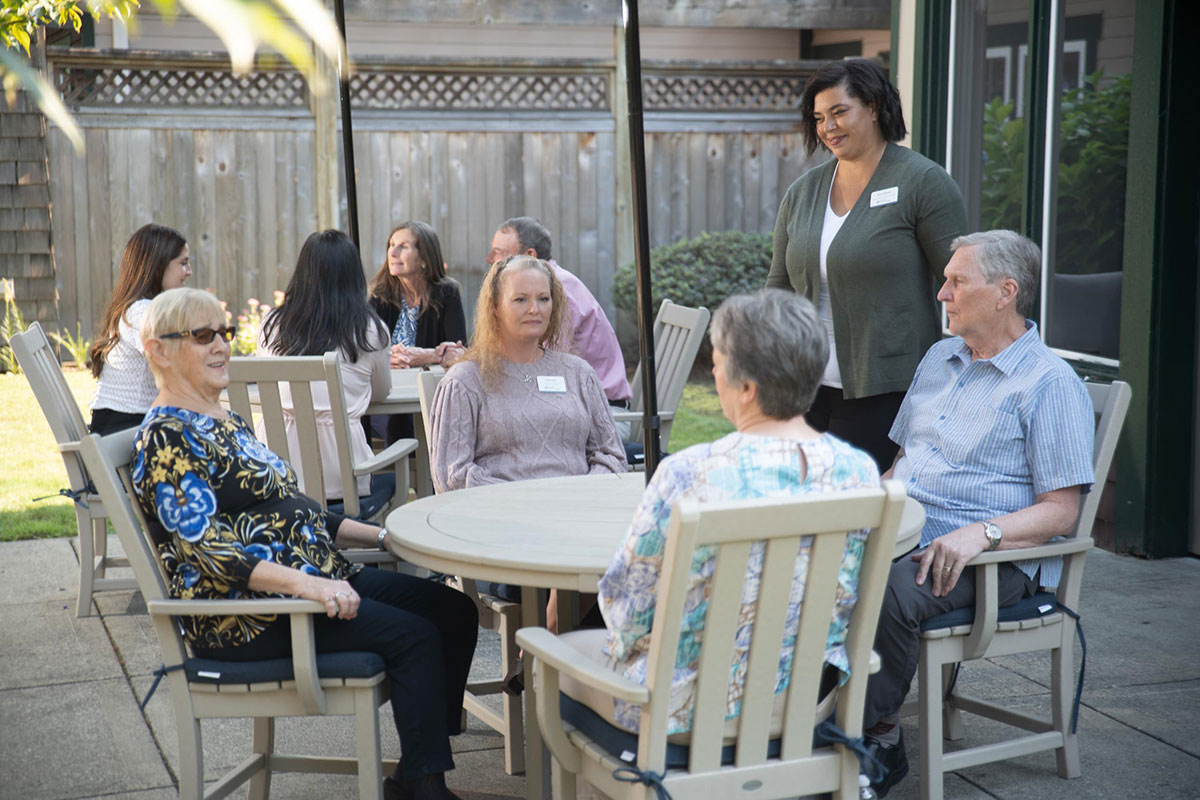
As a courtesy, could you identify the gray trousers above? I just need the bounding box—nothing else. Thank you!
[864,557,1036,729]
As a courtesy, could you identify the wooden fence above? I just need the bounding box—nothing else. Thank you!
[44,49,824,341]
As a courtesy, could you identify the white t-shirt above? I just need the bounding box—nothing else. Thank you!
[91,298,158,414]
[818,166,849,389]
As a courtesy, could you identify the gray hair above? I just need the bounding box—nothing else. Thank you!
[500,216,553,261]
[709,289,828,420]
[951,230,1041,318]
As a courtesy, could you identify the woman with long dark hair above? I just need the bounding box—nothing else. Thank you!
[258,229,392,507]
[88,223,191,435]
[368,221,466,443]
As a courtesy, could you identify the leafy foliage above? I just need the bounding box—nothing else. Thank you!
[1,1,138,53]
[0,278,27,374]
[49,321,90,367]
[980,72,1132,274]
[612,230,773,319]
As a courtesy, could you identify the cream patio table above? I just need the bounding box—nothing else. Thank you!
[385,472,925,800]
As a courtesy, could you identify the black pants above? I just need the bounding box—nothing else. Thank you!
[806,386,905,473]
[863,558,1035,729]
[89,408,145,436]
[195,568,479,778]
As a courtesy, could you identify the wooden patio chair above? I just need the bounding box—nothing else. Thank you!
[10,321,137,617]
[78,427,395,800]
[416,368,525,775]
[227,353,416,568]
[517,482,907,800]
[614,299,711,461]
[909,380,1132,800]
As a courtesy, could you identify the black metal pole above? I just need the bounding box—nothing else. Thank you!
[332,0,359,250]
[622,0,661,481]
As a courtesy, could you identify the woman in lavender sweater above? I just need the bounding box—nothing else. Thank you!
[430,255,626,492]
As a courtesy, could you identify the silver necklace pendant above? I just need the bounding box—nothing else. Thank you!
[523,374,533,383]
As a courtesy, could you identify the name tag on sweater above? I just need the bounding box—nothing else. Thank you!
[537,375,567,393]
[870,186,899,207]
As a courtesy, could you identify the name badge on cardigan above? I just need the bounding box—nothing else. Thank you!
[537,375,567,393]
[870,186,899,207]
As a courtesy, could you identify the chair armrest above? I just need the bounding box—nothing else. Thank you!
[965,536,1094,566]
[147,597,330,713]
[516,627,650,704]
[146,598,326,617]
[611,410,676,425]
[353,437,419,477]
[58,440,82,454]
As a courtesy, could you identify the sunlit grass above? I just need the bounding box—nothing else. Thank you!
[0,369,97,541]
[668,379,734,452]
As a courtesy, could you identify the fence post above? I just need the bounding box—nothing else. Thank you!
[309,45,341,232]
[612,26,634,304]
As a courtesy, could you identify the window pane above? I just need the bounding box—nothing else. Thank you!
[979,3,1031,235]
[1046,1,1132,361]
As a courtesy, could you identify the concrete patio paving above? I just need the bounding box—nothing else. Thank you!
[1,536,1197,799]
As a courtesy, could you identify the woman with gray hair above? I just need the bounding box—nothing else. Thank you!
[588,288,881,736]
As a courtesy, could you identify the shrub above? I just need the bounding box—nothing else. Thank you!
[612,230,773,320]
[0,278,27,374]
[49,323,91,369]
[981,71,1131,275]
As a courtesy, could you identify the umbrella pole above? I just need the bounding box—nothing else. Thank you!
[333,0,360,251]
[622,0,662,481]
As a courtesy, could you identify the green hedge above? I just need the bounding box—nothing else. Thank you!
[612,230,773,319]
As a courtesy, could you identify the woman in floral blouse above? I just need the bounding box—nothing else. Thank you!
[594,289,881,735]
[132,287,476,800]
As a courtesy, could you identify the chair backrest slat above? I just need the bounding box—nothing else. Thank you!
[636,485,903,775]
[10,322,93,492]
[416,370,444,451]
[687,538,753,772]
[628,300,711,449]
[226,354,359,514]
[1075,381,1131,539]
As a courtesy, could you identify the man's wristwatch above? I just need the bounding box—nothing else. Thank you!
[376,528,389,551]
[981,520,1002,551]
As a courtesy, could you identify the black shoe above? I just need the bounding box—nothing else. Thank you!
[865,730,909,799]
[502,656,524,696]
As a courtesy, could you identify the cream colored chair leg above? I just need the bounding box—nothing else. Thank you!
[499,606,525,775]
[75,508,96,618]
[355,690,385,800]
[176,716,205,800]
[1051,635,1081,778]
[93,517,108,579]
[247,717,274,800]
[834,751,859,800]
[942,663,965,741]
[553,756,577,800]
[919,646,945,800]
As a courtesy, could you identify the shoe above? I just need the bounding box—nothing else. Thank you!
[384,775,411,800]
[502,656,524,696]
[864,730,909,799]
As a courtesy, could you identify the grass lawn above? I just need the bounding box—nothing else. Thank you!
[0,369,732,542]
[0,368,97,541]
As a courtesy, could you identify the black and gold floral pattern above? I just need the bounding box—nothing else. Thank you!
[132,406,359,649]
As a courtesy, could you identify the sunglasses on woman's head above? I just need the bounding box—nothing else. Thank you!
[159,325,237,345]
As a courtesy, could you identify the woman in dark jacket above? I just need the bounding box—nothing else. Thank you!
[368,221,467,443]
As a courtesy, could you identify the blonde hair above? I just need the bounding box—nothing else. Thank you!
[141,288,226,380]
[460,255,570,386]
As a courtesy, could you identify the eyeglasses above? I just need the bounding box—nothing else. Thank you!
[159,325,237,345]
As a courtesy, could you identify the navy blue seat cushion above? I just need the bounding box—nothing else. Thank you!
[327,472,395,522]
[184,650,385,684]
[920,592,1059,632]
[559,694,787,770]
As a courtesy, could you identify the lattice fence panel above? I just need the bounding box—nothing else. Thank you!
[56,65,310,108]
[349,71,609,111]
[643,74,807,112]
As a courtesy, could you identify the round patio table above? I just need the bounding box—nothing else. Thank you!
[385,472,925,800]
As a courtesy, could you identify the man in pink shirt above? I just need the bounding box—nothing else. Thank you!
[486,217,633,416]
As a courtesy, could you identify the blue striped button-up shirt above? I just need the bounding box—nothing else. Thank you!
[890,321,1094,587]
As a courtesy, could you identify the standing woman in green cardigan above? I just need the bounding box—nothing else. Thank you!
[766,58,966,471]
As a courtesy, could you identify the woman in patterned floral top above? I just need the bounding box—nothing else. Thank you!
[132,288,477,800]
[593,289,881,735]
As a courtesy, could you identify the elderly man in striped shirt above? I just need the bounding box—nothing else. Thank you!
[861,230,1095,797]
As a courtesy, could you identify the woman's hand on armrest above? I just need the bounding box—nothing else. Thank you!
[246,560,360,619]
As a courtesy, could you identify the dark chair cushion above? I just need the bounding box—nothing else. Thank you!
[920,592,1059,632]
[327,473,396,522]
[559,694,784,770]
[184,650,385,684]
